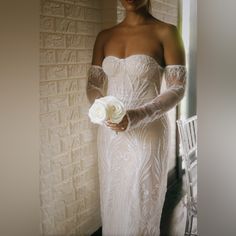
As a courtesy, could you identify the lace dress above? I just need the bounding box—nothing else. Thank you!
[86,54,187,236]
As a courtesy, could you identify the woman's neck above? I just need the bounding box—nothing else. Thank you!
[123,7,151,26]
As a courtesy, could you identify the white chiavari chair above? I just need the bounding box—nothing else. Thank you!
[177,115,197,236]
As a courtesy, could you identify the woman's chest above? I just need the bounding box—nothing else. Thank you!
[104,30,163,62]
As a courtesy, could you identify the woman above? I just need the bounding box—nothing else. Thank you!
[86,0,186,235]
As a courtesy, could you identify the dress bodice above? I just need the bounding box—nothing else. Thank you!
[102,54,164,109]
[97,56,171,236]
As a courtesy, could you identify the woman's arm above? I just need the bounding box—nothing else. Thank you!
[86,30,108,105]
[124,24,187,132]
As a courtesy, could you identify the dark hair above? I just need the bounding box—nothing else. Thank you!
[146,0,152,13]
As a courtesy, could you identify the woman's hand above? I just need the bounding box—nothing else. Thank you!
[105,114,129,132]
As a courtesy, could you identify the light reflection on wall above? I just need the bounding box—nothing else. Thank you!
[180,0,190,119]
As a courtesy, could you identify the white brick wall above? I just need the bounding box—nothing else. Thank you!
[40,0,103,235]
[40,0,179,235]
[151,0,178,24]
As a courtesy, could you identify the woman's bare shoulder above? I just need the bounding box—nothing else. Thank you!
[151,19,185,64]
[95,25,118,45]
[150,18,178,37]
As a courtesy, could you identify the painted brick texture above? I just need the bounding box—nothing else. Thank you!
[40,0,103,235]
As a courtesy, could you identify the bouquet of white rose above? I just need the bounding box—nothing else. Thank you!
[88,95,126,127]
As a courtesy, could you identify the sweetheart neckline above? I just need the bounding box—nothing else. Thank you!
[102,54,165,70]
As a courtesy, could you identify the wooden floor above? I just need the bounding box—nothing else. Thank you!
[91,172,197,236]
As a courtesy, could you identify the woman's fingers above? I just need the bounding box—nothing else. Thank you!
[106,119,125,126]
[105,120,125,131]
[105,116,129,131]
[107,125,122,131]
[106,122,119,127]
[105,120,115,126]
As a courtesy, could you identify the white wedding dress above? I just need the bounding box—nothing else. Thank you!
[86,54,187,236]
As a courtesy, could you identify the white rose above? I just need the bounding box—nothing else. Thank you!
[88,96,126,126]
[103,95,126,124]
[88,98,109,125]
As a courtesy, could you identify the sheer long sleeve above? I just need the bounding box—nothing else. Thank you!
[86,65,108,105]
[125,65,187,132]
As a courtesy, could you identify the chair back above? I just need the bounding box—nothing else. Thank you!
[177,115,197,158]
[177,115,197,214]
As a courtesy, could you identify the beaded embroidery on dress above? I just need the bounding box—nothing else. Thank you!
[86,54,187,236]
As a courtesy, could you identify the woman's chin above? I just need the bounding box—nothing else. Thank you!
[123,0,147,11]
[124,0,138,7]
[125,6,137,11]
